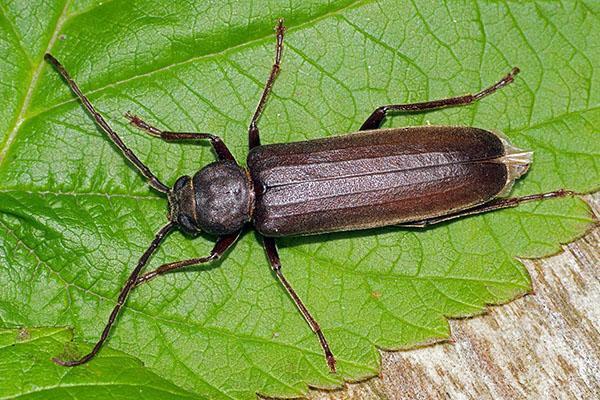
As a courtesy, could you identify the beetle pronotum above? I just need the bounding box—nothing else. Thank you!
[45,19,573,372]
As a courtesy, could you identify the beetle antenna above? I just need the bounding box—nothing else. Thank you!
[52,221,176,366]
[44,53,170,194]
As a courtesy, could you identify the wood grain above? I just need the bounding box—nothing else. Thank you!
[309,195,599,400]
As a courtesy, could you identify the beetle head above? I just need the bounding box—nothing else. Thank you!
[168,175,201,234]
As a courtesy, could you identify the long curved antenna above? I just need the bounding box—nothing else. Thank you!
[45,53,170,193]
[53,221,176,366]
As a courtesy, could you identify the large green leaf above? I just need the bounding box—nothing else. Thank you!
[0,327,199,399]
[0,1,597,399]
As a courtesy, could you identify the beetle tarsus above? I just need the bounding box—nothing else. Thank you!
[317,330,337,373]
[52,355,94,367]
[52,357,78,367]
[125,111,162,137]
[474,66,521,100]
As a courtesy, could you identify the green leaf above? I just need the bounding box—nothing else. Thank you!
[0,327,199,399]
[0,1,597,399]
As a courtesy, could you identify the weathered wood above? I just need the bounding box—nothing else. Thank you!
[310,195,599,400]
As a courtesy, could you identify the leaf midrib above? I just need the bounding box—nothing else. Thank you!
[0,0,71,168]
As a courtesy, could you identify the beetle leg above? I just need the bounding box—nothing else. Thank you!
[248,19,285,149]
[398,189,576,228]
[262,237,337,373]
[124,113,235,162]
[52,222,176,367]
[360,67,520,130]
[45,54,170,193]
[135,230,241,286]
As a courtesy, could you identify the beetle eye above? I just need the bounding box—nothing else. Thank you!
[177,214,198,234]
[173,175,190,191]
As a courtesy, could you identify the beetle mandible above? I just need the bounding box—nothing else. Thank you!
[45,19,573,372]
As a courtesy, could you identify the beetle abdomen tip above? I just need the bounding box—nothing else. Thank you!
[496,136,534,196]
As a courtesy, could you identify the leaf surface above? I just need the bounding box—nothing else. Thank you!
[0,327,199,399]
[0,1,598,399]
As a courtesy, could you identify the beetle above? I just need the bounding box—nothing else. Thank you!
[45,19,572,372]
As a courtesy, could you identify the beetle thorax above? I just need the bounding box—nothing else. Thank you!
[169,161,254,236]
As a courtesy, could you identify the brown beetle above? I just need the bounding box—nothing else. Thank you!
[45,19,572,372]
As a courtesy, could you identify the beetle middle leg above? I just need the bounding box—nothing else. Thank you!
[263,237,337,372]
[248,18,285,150]
[124,113,234,161]
[360,67,520,130]
[398,189,576,228]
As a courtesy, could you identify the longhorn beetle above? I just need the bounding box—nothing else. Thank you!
[46,19,573,372]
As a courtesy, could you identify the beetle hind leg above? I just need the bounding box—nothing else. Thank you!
[263,237,337,373]
[398,189,576,228]
[360,67,520,130]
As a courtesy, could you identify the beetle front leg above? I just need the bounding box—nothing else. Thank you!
[124,113,235,162]
[135,231,240,286]
[262,236,337,373]
[398,189,576,228]
[360,67,520,130]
